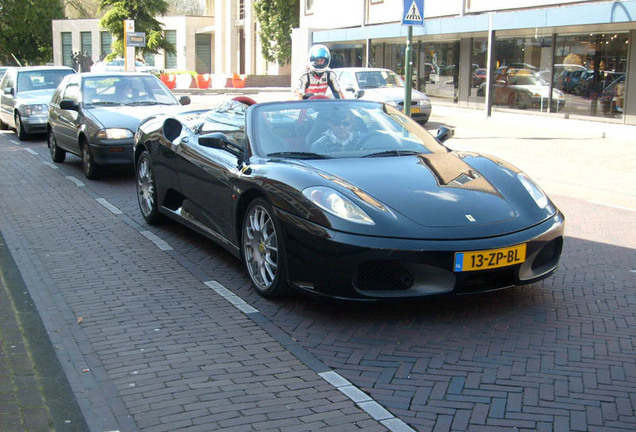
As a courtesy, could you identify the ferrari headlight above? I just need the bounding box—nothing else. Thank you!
[303,186,374,225]
[19,104,48,117]
[96,128,134,140]
[518,173,548,208]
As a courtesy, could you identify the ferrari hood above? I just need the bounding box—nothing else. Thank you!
[301,152,553,237]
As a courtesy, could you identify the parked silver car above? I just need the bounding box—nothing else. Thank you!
[0,66,76,140]
[334,67,432,124]
[47,72,191,179]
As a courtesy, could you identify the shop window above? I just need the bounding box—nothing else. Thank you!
[471,38,488,98]
[555,33,628,119]
[492,36,555,112]
[418,41,460,101]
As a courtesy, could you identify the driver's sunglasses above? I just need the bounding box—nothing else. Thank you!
[331,120,352,127]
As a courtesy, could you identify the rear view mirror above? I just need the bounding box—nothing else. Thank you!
[179,95,191,106]
[3,87,14,96]
[60,99,79,111]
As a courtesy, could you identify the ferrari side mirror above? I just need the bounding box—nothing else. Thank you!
[435,126,455,143]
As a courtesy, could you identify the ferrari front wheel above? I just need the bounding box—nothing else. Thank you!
[136,151,163,224]
[242,198,289,297]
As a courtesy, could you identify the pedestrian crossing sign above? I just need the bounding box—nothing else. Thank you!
[402,0,424,26]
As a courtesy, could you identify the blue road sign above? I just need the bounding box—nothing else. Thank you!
[402,0,425,26]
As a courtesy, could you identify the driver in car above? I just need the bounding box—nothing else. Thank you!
[311,112,364,154]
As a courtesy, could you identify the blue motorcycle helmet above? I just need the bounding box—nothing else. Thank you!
[308,44,331,73]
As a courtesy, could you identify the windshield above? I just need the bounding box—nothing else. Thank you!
[17,69,74,93]
[355,70,404,89]
[250,100,446,159]
[82,75,178,106]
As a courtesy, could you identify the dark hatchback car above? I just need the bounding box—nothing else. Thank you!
[47,72,190,179]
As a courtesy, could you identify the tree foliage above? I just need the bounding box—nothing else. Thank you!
[0,0,66,65]
[253,0,299,65]
[64,0,100,18]
[168,0,204,16]
[99,0,175,60]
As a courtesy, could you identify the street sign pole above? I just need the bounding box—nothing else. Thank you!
[402,0,424,118]
[124,19,135,72]
[404,26,413,117]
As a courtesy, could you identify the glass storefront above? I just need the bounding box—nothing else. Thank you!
[329,30,630,122]
[468,32,628,120]
[417,41,460,101]
[471,38,488,97]
[369,40,460,102]
[554,32,628,119]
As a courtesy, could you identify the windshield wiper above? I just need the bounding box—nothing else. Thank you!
[87,101,121,106]
[126,101,172,106]
[362,150,421,158]
[267,151,332,159]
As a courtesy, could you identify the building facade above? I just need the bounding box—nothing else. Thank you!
[294,0,636,124]
[51,0,290,83]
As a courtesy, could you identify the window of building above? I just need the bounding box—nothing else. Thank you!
[490,36,554,113]
[470,38,488,97]
[62,32,73,67]
[417,41,460,101]
[164,30,177,69]
[554,32,628,119]
[144,52,155,67]
[81,31,92,59]
[238,0,245,20]
[100,32,112,60]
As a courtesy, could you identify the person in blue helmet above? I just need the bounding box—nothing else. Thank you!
[294,44,345,100]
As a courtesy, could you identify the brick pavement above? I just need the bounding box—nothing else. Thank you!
[0,134,403,431]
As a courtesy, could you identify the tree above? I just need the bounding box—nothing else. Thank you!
[253,0,299,66]
[64,0,100,18]
[0,0,65,65]
[168,0,204,16]
[99,0,175,60]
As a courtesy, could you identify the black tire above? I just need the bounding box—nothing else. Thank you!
[136,151,164,224]
[48,128,66,163]
[242,198,289,298]
[81,139,99,179]
[15,113,28,141]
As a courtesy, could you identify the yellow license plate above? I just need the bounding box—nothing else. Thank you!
[454,244,526,272]
[411,107,421,114]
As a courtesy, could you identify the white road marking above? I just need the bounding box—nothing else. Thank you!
[96,198,123,215]
[204,280,258,313]
[66,176,85,187]
[140,230,172,251]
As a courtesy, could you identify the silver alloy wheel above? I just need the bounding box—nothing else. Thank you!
[82,144,92,175]
[15,114,26,140]
[243,204,279,290]
[137,156,155,218]
[48,132,56,158]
